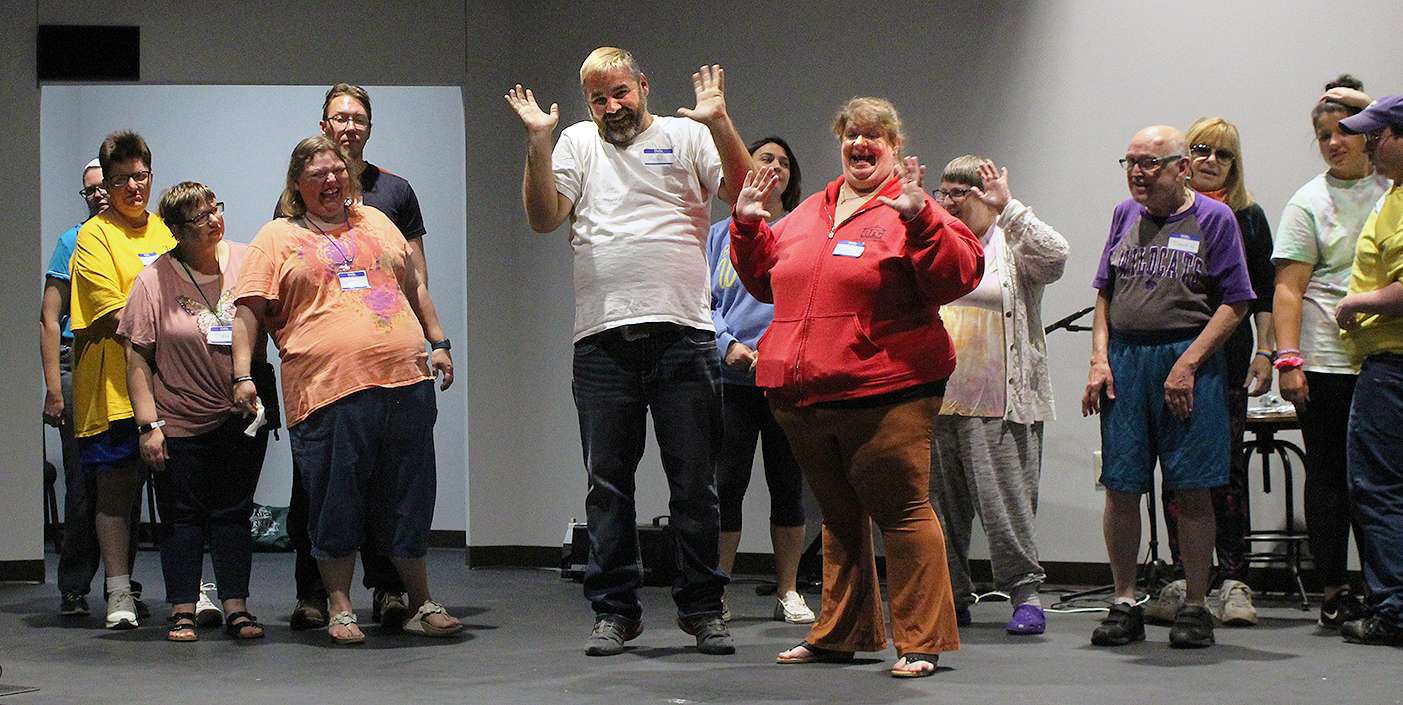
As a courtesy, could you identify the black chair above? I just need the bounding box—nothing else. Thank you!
[1242,409,1310,610]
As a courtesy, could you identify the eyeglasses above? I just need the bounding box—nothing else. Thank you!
[78,185,107,198]
[301,164,349,182]
[325,114,371,128]
[105,170,152,188]
[1119,154,1183,173]
[171,202,224,227]
[1189,143,1236,163]
[932,186,975,202]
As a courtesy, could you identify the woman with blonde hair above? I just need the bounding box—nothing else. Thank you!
[1146,116,1276,627]
[730,97,982,677]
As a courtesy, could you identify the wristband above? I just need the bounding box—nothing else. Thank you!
[430,338,452,351]
[1274,356,1304,371]
[1254,350,1276,362]
[137,419,166,434]
[232,375,254,385]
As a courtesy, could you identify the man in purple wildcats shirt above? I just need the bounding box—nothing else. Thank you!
[1081,125,1255,650]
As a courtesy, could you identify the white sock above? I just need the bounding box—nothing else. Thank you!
[1011,584,1042,607]
[105,575,131,595]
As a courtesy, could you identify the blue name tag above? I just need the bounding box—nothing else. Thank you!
[136,252,159,266]
[337,270,370,290]
[832,240,865,258]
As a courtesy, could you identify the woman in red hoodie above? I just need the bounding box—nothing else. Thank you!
[729,97,983,678]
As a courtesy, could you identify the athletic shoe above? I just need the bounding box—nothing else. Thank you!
[1341,616,1403,646]
[1091,603,1145,646]
[1215,579,1257,626]
[584,614,642,656]
[372,589,411,626]
[774,591,815,624]
[195,582,223,627]
[1143,579,1185,625]
[59,592,89,617]
[720,595,732,622]
[1169,604,1215,648]
[678,613,735,655]
[1006,603,1046,635]
[955,604,972,626]
[130,581,150,619]
[1319,588,1370,629]
[105,588,139,630]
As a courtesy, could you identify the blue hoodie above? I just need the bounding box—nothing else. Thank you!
[707,215,782,386]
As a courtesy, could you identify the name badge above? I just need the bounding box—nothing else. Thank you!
[206,324,233,346]
[833,240,865,258]
[338,270,370,290]
[136,252,159,266]
[642,147,674,166]
[1166,234,1200,254]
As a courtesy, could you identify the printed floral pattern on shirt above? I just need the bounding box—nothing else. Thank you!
[176,288,236,338]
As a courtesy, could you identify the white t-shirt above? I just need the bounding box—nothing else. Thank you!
[553,115,724,341]
[1272,172,1391,373]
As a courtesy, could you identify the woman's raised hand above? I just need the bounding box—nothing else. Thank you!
[735,167,779,224]
[505,84,559,135]
[876,156,928,219]
[971,160,1011,213]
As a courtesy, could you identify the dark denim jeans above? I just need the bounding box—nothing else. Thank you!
[1347,354,1403,626]
[573,323,727,621]
[157,416,267,604]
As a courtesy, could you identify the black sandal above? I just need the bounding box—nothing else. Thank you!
[890,652,939,678]
[224,611,266,640]
[776,641,855,664]
[167,611,198,642]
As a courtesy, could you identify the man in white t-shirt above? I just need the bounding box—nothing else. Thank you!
[506,46,752,657]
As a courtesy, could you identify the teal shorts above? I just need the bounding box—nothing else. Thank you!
[1098,335,1229,494]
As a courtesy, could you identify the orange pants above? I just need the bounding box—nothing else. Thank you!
[772,396,960,655]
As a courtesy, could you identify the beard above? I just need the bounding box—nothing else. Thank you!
[597,104,646,146]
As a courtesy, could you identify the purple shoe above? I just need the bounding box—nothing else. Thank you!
[1006,604,1045,635]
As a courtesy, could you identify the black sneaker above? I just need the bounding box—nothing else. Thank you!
[1319,588,1370,629]
[1091,603,1145,646]
[1169,604,1215,649]
[677,613,735,655]
[59,593,89,617]
[1341,616,1403,646]
[585,614,643,656]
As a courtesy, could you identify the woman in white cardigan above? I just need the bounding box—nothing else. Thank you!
[929,157,1069,635]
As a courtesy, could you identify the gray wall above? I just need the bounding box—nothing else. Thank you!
[6,0,1403,570]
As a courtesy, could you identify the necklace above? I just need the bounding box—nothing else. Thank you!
[304,210,354,271]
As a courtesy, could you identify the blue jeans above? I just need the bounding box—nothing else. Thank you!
[573,323,727,621]
[1347,353,1403,626]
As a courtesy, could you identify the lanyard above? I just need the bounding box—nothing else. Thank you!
[176,252,222,317]
[304,212,355,271]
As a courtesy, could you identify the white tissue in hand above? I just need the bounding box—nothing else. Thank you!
[244,400,266,436]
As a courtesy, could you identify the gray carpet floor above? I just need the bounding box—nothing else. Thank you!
[0,549,1397,705]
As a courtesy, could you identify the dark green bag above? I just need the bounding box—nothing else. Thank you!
[249,504,292,552]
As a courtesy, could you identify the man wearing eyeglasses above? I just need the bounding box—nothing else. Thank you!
[1082,125,1253,649]
[69,132,176,630]
[277,83,430,632]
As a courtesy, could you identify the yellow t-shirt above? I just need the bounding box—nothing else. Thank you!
[69,211,176,438]
[1344,186,1403,362]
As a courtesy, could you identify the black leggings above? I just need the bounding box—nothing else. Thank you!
[716,384,804,532]
[1297,371,1367,588]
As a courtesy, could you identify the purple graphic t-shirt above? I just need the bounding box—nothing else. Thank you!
[1092,192,1255,336]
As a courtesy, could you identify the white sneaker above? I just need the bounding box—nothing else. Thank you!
[105,588,138,630]
[195,582,223,627]
[774,590,816,624]
[1216,579,1258,626]
[1143,579,1186,625]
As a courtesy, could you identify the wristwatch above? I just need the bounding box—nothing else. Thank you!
[137,420,166,434]
[430,338,452,351]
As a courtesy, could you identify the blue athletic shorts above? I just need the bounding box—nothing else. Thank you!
[1098,335,1229,494]
[78,418,139,471]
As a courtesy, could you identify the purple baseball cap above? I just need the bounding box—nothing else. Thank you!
[1340,95,1403,134]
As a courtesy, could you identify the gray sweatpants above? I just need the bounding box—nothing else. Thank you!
[930,416,1046,607]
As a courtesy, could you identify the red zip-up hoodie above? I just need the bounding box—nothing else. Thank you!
[730,174,984,406]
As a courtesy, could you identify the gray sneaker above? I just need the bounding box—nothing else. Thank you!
[105,588,138,630]
[678,613,735,655]
[584,614,642,656]
[1215,579,1258,626]
[1144,579,1186,625]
